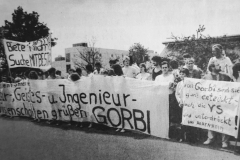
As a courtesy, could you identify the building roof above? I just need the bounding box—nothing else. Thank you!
[162,34,240,45]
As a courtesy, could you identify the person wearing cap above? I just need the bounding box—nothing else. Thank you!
[207,44,232,78]
[122,56,137,78]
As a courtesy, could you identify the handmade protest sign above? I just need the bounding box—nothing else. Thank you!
[182,78,240,137]
[3,35,52,70]
[0,76,169,138]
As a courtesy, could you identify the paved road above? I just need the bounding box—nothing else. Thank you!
[0,117,239,160]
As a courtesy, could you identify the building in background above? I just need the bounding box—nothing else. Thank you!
[52,43,156,76]
[65,43,130,73]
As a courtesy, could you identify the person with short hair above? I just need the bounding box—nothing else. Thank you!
[93,62,104,75]
[186,58,202,79]
[47,67,60,79]
[207,44,232,78]
[155,61,174,85]
[203,63,231,148]
[122,56,137,78]
[56,70,63,79]
[136,63,150,80]
[151,56,162,81]
[183,53,199,70]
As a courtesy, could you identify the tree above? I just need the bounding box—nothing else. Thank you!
[168,25,240,71]
[0,6,57,74]
[2,6,57,46]
[129,43,148,65]
[73,38,102,71]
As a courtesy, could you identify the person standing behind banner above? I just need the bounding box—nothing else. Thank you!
[122,56,137,78]
[175,68,192,142]
[86,64,94,78]
[151,56,162,81]
[203,63,231,148]
[155,61,174,86]
[112,64,124,76]
[47,67,61,80]
[93,62,104,75]
[186,58,202,79]
[207,44,233,78]
[136,63,150,80]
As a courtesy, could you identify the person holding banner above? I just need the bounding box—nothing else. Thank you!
[207,44,233,78]
[203,63,231,148]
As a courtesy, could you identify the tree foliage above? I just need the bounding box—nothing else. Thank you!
[129,43,148,65]
[0,6,57,74]
[73,40,102,71]
[168,25,240,71]
[2,6,57,46]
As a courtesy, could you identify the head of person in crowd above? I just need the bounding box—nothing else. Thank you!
[68,68,75,75]
[48,67,56,79]
[212,44,223,59]
[139,63,147,73]
[28,71,38,80]
[76,68,82,76]
[151,56,162,67]
[0,72,9,83]
[123,56,130,67]
[70,73,80,81]
[232,63,240,80]
[95,62,101,71]
[24,69,30,79]
[109,59,116,68]
[112,64,123,76]
[179,68,189,80]
[36,70,44,80]
[56,70,61,76]
[161,61,170,75]
[170,60,179,70]
[208,63,221,74]
[186,58,195,71]
[44,71,49,79]
[183,53,191,63]
[86,64,93,74]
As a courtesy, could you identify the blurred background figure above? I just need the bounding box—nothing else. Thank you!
[93,62,104,75]
[86,64,94,77]
[136,63,150,80]
[112,64,124,76]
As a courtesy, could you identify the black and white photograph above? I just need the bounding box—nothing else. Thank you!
[0,0,240,159]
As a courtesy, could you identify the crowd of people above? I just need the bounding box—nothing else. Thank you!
[1,43,240,148]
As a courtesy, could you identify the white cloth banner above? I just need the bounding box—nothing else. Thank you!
[0,76,169,138]
[3,36,52,70]
[182,78,240,137]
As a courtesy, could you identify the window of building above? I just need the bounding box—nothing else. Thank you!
[66,64,71,73]
[66,53,70,62]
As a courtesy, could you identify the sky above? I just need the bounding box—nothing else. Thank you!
[1,0,240,60]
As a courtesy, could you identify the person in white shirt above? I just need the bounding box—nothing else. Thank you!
[122,56,137,78]
[207,44,233,78]
[155,61,174,84]
[136,63,150,80]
